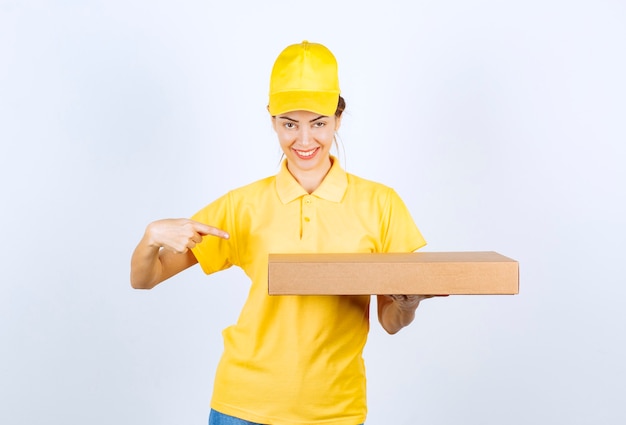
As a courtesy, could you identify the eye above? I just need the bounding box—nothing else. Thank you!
[313,121,326,128]
[283,122,296,129]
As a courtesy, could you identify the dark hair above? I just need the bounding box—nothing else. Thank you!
[335,96,346,118]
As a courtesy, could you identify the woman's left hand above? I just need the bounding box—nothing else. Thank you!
[387,294,435,311]
[378,294,449,334]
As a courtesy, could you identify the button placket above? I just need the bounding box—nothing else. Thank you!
[301,195,315,238]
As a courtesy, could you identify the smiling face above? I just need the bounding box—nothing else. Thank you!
[272,110,341,186]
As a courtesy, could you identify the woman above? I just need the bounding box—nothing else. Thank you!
[131,41,433,425]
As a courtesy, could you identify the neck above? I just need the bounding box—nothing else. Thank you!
[288,156,333,194]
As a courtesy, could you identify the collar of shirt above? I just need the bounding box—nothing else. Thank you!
[275,155,348,204]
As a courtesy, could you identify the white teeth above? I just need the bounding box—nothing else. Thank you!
[295,149,316,157]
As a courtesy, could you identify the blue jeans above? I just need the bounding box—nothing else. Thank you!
[209,409,265,425]
[208,409,363,425]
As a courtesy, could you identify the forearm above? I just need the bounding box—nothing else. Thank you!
[130,234,164,289]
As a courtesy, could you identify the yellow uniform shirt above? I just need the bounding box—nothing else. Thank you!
[191,158,426,425]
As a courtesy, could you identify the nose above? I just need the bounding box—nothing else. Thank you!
[298,126,312,146]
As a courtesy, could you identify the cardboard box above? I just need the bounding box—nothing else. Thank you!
[268,251,519,295]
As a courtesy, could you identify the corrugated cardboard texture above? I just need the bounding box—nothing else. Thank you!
[268,251,519,295]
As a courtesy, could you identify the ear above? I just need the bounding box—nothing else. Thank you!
[334,115,342,131]
[268,106,278,132]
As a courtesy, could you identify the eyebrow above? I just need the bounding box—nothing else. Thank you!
[278,115,326,123]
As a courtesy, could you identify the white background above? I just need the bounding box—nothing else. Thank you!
[1,1,625,424]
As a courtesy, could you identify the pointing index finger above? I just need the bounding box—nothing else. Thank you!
[191,221,230,239]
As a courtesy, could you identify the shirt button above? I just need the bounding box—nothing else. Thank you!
[304,217,310,222]
[304,199,312,204]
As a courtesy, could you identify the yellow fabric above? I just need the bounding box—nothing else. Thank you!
[268,41,340,116]
[191,158,426,425]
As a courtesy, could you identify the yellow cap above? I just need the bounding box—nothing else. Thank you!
[268,41,340,116]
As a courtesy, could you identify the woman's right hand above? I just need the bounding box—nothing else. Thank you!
[145,218,230,254]
[130,218,229,289]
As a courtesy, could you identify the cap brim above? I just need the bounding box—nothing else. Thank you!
[269,90,339,116]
